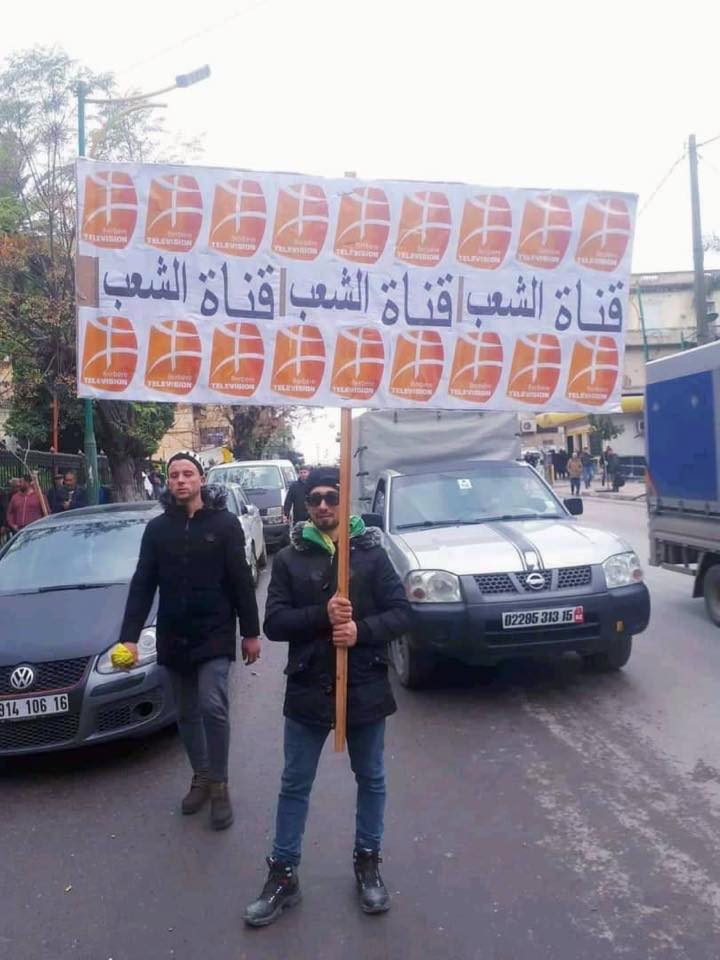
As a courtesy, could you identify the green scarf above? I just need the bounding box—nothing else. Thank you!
[301,515,366,556]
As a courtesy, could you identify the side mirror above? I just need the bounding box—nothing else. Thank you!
[240,502,249,515]
[362,512,384,530]
[564,497,584,516]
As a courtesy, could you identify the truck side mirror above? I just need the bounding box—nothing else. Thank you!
[362,512,384,530]
[564,497,583,516]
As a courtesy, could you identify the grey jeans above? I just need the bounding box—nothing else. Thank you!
[168,657,231,782]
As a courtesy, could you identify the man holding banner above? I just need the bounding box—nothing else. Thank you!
[244,467,411,927]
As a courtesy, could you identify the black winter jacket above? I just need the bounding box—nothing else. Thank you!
[264,523,411,728]
[118,485,260,670]
[283,479,309,523]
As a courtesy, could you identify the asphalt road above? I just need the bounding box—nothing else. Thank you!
[3,499,720,960]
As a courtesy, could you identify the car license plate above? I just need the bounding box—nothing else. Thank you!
[0,693,70,721]
[502,606,585,629]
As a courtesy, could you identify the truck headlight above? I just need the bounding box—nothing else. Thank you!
[602,552,644,589]
[96,627,157,674]
[405,570,462,603]
[266,506,283,518]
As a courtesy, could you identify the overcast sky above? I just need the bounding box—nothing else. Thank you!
[4,0,720,456]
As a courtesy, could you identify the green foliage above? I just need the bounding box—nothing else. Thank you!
[588,414,625,442]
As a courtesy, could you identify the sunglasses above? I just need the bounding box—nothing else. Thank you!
[306,491,340,507]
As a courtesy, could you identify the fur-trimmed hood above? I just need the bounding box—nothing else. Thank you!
[159,483,228,513]
[289,520,382,553]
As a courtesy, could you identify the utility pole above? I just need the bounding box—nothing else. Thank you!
[77,80,100,505]
[688,134,708,346]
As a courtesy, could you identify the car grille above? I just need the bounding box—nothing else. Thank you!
[557,566,592,589]
[0,713,80,752]
[0,657,90,696]
[474,566,593,595]
[95,691,163,734]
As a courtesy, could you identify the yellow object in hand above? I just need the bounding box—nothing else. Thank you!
[110,643,135,668]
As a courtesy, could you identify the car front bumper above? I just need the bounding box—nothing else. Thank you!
[262,519,290,547]
[0,659,176,757]
[409,582,651,665]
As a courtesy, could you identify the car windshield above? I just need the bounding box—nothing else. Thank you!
[0,519,147,594]
[390,466,563,531]
[207,465,283,491]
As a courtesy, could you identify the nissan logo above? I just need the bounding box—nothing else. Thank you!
[9,664,36,691]
[525,572,546,591]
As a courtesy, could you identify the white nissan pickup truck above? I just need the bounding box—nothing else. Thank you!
[362,459,650,688]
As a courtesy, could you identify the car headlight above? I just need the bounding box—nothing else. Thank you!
[405,570,462,603]
[266,506,283,518]
[96,627,157,674]
[602,552,644,589]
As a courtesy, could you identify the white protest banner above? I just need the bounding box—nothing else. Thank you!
[76,160,636,412]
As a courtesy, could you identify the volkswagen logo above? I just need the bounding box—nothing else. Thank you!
[9,664,36,691]
[525,572,547,591]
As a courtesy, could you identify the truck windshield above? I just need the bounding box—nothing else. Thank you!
[390,466,562,531]
[207,465,283,491]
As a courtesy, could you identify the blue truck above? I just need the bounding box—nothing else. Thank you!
[646,340,720,624]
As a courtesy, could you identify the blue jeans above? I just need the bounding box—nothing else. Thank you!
[272,717,386,866]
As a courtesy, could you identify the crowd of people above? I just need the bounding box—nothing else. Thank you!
[0,469,89,542]
[521,447,627,496]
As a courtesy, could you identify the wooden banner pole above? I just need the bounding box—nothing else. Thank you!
[31,471,49,518]
[334,406,353,752]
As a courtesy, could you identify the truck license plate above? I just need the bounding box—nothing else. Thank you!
[0,693,70,721]
[502,607,585,629]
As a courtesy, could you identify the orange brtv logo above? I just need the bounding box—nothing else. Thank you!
[81,315,138,392]
[449,331,503,403]
[456,194,512,269]
[333,186,390,264]
[145,174,203,252]
[389,330,444,402]
[507,334,561,405]
[330,327,385,401]
[272,183,329,261]
[81,171,138,248]
[517,194,572,269]
[209,322,264,397]
[395,191,451,267]
[271,324,326,397]
[145,319,202,396]
[575,197,631,272]
[209,178,266,257]
[566,336,619,406]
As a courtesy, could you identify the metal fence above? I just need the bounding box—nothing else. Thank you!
[0,450,111,496]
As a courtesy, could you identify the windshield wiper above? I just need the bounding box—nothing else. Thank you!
[36,581,124,594]
[394,520,451,530]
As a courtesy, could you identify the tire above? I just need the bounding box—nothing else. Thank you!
[390,634,436,689]
[582,634,632,672]
[258,543,268,568]
[703,564,720,626]
[249,545,259,589]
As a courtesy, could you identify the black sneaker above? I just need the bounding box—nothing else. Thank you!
[353,849,391,914]
[244,858,301,927]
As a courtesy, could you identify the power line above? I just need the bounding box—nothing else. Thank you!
[699,152,720,182]
[698,132,720,149]
[638,151,687,216]
[118,0,274,77]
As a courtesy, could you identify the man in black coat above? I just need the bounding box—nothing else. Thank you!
[283,465,311,523]
[244,467,411,927]
[118,452,260,830]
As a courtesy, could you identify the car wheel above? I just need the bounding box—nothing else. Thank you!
[582,634,632,672]
[390,634,436,689]
[249,545,259,588]
[703,565,720,626]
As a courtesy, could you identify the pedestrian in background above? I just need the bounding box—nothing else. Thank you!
[6,474,44,532]
[46,473,67,514]
[605,447,619,491]
[580,450,594,490]
[244,466,411,927]
[283,465,311,524]
[118,452,260,830]
[568,452,583,497]
[61,470,87,510]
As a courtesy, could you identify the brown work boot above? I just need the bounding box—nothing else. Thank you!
[209,780,234,830]
[181,772,210,815]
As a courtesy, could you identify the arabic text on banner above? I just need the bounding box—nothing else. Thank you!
[75,160,636,412]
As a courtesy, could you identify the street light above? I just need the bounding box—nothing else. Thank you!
[76,65,211,504]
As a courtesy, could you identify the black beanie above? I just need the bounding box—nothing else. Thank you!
[306,466,339,493]
[167,451,205,477]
